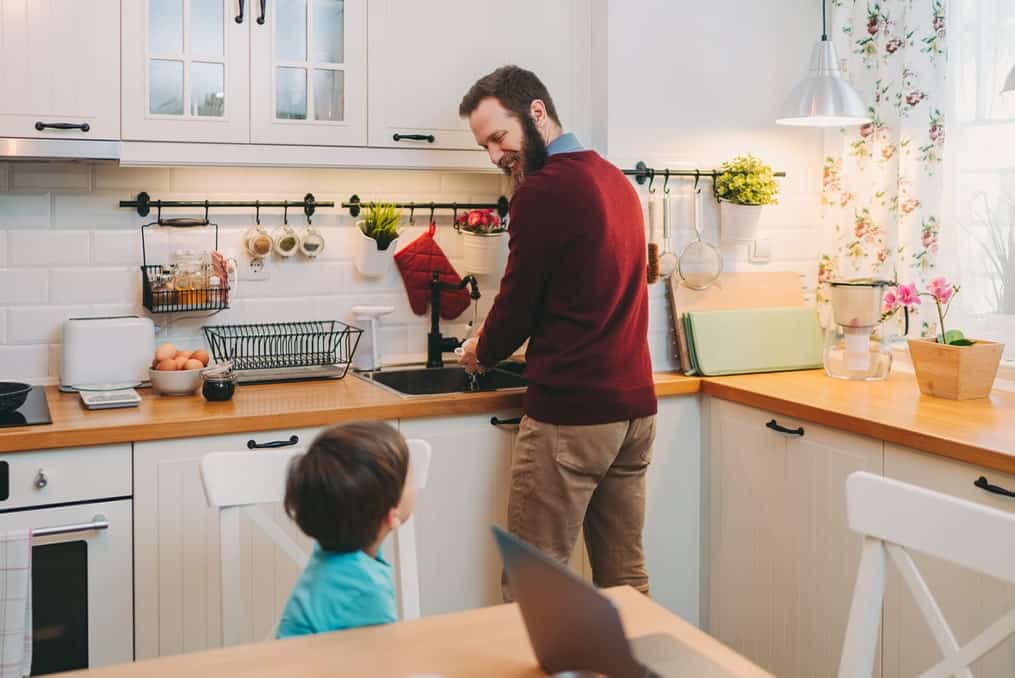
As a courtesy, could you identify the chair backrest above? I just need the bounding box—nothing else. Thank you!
[200,437,433,646]
[838,471,1015,678]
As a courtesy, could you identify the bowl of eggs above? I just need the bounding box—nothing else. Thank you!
[149,343,211,396]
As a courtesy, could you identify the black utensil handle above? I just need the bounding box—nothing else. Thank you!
[235,0,245,22]
[393,133,435,143]
[257,0,266,24]
[247,435,299,449]
[159,217,209,227]
[765,419,805,437]
[35,121,90,132]
[974,476,1015,498]
[491,416,522,427]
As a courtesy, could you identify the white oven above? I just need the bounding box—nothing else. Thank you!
[0,445,133,675]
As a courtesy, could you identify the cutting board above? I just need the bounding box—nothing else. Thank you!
[667,272,806,374]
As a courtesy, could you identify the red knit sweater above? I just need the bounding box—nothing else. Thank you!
[476,151,657,425]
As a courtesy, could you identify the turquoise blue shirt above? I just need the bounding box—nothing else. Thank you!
[276,545,397,638]
[546,132,584,156]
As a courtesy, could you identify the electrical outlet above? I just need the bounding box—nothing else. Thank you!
[239,256,271,281]
[749,238,772,264]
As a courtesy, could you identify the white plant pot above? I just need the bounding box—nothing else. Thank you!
[719,201,764,242]
[354,222,398,278]
[462,230,508,276]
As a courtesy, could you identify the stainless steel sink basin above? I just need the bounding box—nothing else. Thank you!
[357,364,526,397]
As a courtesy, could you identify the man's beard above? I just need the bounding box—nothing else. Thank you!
[498,114,548,185]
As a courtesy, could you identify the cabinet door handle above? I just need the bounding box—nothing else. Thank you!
[490,416,522,427]
[235,0,245,23]
[765,419,805,437]
[257,0,266,24]
[35,121,90,133]
[974,476,1015,498]
[393,133,436,143]
[247,434,299,449]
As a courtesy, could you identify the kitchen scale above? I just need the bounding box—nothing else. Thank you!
[76,384,142,410]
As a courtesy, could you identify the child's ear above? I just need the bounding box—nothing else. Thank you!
[386,507,401,530]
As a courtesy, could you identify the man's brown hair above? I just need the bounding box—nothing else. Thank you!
[284,421,409,553]
[459,65,561,125]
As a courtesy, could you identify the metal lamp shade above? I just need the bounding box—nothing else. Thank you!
[776,40,871,127]
[1003,64,1015,93]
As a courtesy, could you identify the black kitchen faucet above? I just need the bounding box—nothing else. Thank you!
[427,271,480,368]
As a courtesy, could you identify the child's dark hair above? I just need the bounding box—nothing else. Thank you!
[284,421,409,553]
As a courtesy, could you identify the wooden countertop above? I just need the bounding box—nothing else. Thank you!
[703,370,1015,475]
[0,372,700,453]
[66,587,771,678]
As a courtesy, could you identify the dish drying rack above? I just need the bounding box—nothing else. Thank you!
[203,321,363,383]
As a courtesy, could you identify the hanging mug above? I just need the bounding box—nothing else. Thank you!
[244,225,273,259]
[273,225,301,257]
[300,226,326,258]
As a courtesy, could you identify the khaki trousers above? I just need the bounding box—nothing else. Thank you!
[502,414,656,601]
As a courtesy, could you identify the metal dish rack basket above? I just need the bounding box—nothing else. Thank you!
[203,321,363,383]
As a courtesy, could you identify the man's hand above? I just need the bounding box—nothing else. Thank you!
[458,337,486,374]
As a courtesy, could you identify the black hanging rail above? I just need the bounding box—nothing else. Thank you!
[623,160,786,185]
[343,194,510,220]
[119,192,333,218]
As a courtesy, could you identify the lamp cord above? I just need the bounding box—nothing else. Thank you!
[821,0,828,40]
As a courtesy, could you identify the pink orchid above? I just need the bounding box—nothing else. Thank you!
[927,276,954,304]
[882,290,898,314]
[896,282,921,307]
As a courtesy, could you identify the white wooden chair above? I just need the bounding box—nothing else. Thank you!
[200,438,432,646]
[839,471,1015,678]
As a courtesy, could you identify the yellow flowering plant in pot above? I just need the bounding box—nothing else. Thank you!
[714,154,779,241]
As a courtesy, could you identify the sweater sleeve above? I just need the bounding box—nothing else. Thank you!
[476,182,558,367]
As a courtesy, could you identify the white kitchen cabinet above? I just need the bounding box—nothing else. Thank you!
[705,398,882,678]
[398,410,520,616]
[0,0,120,140]
[882,444,1015,677]
[644,395,702,625]
[133,427,319,659]
[123,0,251,143]
[367,0,591,150]
[250,0,367,145]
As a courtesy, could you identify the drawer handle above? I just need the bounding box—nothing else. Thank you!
[34,469,47,489]
[35,121,90,133]
[765,419,805,437]
[393,133,435,143]
[974,476,1015,498]
[235,0,244,23]
[247,435,299,449]
[256,0,266,24]
[34,515,109,538]
[490,416,522,427]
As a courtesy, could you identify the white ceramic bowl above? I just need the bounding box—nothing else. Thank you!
[149,367,203,396]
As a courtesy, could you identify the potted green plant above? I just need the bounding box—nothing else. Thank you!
[456,208,507,275]
[355,202,402,277]
[884,277,1005,399]
[714,154,779,241]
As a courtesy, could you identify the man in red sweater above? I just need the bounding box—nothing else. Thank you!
[458,66,657,597]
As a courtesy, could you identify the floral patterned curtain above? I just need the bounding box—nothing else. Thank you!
[817,0,947,337]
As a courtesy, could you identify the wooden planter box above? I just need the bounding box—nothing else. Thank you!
[907,338,1005,400]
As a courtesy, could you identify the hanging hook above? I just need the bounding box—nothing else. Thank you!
[409,202,415,226]
[204,200,210,224]
[255,200,261,225]
[693,169,701,193]
[647,169,656,194]
[428,203,436,225]
[451,203,459,232]
[283,201,289,225]
[306,208,312,225]
[156,202,162,224]
[663,171,671,195]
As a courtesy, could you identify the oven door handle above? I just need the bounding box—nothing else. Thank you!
[33,515,109,538]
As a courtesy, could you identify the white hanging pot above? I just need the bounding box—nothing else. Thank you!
[462,230,508,275]
[354,221,398,278]
[719,201,764,242]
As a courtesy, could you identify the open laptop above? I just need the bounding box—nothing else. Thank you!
[492,526,739,678]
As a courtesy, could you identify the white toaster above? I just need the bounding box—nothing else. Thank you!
[60,316,155,391]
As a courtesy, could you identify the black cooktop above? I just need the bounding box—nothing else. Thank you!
[0,387,52,429]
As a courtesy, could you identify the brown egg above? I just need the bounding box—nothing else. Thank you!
[192,349,210,366]
[176,350,194,360]
[155,343,176,362]
[174,356,189,370]
[184,358,204,370]
[156,359,178,371]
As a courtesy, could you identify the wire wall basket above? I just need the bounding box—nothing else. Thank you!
[202,320,363,382]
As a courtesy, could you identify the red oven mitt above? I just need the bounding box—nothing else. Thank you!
[394,223,471,319]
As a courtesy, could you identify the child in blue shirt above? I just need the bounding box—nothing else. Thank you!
[276,421,417,638]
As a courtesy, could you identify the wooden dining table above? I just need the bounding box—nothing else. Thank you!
[65,587,771,677]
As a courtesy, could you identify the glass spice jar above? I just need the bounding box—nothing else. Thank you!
[202,372,237,401]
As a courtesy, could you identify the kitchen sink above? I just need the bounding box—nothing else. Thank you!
[357,363,526,397]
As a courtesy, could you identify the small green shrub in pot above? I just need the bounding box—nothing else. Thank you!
[715,154,779,206]
[359,203,402,251]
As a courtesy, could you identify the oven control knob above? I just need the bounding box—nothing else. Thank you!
[34,469,47,490]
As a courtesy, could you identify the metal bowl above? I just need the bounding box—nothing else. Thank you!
[0,382,32,415]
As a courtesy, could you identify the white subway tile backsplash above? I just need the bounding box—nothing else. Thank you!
[0,270,48,305]
[0,193,51,229]
[53,192,139,229]
[0,309,6,343]
[7,306,90,345]
[92,230,143,266]
[241,297,316,323]
[10,163,91,192]
[50,268,137,305]
[8,230,91,267]
[439,173,503,194]
[0,344,50,382]
[93,166,172,192]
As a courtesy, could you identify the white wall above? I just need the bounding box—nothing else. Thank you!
[607,0,826,369]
